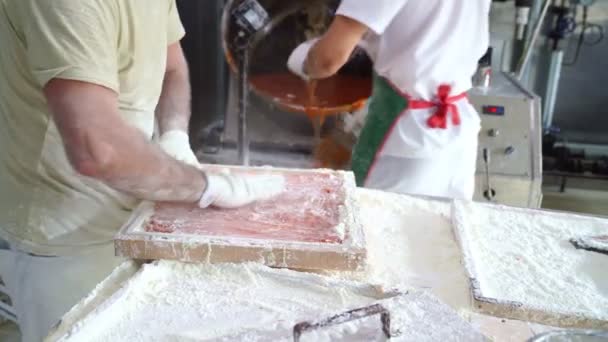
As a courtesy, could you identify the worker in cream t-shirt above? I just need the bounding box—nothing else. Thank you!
[0,1,283,340]
[288,0,491,199]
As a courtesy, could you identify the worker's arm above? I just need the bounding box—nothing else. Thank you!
[305,16,368,79]
[44,80,206,203]
[288,15,368,80]
[157,43,191,134]
[155,42,200,166]
[160,0,189,134]
[289,0,408,80]
[45,81,285,208]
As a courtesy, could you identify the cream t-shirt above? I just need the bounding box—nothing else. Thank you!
[0,0,185,255]
[337,0,491,100]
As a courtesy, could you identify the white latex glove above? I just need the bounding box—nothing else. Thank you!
[199,171,286,209]
[287,38,319,80]
[159,130,200,167]
[344,102,369,137]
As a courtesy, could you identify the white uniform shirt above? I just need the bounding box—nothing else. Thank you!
[337,0,491,100]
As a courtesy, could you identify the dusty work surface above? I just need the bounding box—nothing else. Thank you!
[115,167,366,271]
[324,190,472,311]
[47,260,487,342]
[453,200,608,329]
[47,189,603,341]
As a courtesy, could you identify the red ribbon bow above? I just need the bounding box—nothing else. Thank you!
[426,85,462,129]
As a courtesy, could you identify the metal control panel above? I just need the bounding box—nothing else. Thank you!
[468,72,543,208]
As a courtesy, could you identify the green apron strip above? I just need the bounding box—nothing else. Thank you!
[351,74,409,186]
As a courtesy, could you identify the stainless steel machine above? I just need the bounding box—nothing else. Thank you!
[469,72,543,208]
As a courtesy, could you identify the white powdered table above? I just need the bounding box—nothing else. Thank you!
[46,261,486,341]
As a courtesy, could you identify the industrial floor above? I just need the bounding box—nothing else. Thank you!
[0,322,19,342]
[542,188,608,216]
[542,175,608,216]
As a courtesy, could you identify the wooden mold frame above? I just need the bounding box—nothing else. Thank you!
[451,200,608,329]
[114,168,367,272]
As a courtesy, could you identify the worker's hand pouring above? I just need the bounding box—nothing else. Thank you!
[287,38,319,80]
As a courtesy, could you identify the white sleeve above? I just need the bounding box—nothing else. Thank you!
[336,0,408,34]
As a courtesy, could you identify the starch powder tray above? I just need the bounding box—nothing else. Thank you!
[46,261,487,342]
[452,200,608,329]
[114,166,366,271]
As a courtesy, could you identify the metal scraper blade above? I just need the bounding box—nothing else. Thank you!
[570,235,608,256]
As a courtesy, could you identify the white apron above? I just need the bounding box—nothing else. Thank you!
[352,77,481,200]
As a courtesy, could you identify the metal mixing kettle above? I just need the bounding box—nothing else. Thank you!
[221,0,373,165]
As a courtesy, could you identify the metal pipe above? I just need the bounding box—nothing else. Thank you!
[516,0,552,80]
[0,301,17,323]
[515,0,534,41]
[225,0,313,166]
[237,52,250,166]
[542,50,563,129]
[482,147,495,201]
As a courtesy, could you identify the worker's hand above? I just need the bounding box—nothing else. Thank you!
[287,38,319,80]
[159,130,200,167]
[199,170,286,209]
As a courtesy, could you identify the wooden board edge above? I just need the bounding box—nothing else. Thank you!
[340,171,366,250]
[115,238,366,272]
[115,201,155,237]
[451,201,483,297]
[473,200,608,222]
[473,296,608,330]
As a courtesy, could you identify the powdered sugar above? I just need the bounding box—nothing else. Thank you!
[52,189,480,341]
[52,261,486,342]
[51,189,608,340]
[55,261,387,342]
[453,200,608,327]
[326,189,473,311]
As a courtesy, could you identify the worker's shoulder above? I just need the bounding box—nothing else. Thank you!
[6,0,175,21]
[5,0,121,25]
[8,0,116,11]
